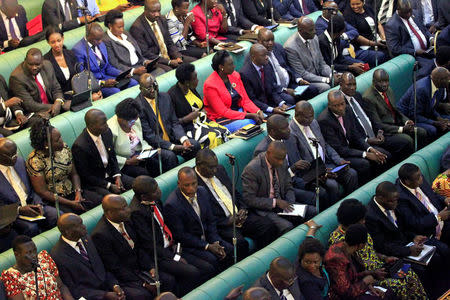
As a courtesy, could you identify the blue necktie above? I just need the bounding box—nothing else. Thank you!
[386,210,397,227]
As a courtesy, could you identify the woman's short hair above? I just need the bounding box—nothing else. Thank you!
[115,98,142,121]
[297,238,326,261]
[104,9,123,28]
[171,0,189,8]
[336,198,366,227]
[12,235,33,252]
[45,25,63,41]
[30,116,55,151]
[175,63,196,84]
[211,50,230,72]
[345,224,368,246]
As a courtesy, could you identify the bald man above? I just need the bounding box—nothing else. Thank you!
[92,194,176,298]
[243,287,270,300]
[397,67,450,138]
[42,0,85,32]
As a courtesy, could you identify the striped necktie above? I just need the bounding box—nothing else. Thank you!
[76,241,90,262]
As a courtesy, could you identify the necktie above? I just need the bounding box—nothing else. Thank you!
[269,54,289,88]
[76,241,90,262]
[153,205,173,244]
[8,18,18,40]
[95,138,108,167]
[304,126,324,160]
[148,99,170,141]
[385,210,397,227]
[347,44,356,58]
[118,223,135,249]
[6,167,27,207]
[406,19,426,50]
[431,90,438,107]
[378,0,391,24]
[349,98,375,138]
[279,292,287,300]
[415,189,442,238]
[338,116,347,136]
[382,92,396,122]
[226,0,236,25]
[260,67,265,90]
[64,0,72,21]
[34,76,49,104]
[190,197,206,239]
[151,22,170,60]
[271,167,280,199]
[301,0,310,14]
[209,177,237,214]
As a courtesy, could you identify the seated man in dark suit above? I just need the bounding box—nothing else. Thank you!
[51,213,126,300]
[318,90,389,184]
[397,67,450,138]
[0,0,28,52]
[136,73,200,163]
[362,69,428,149]
[366,181,450,298]
[0,74,28,136]
[0,138,57,237]
[240,44,294,115]
[219,0,263,40]
[72,23,138,98]
[195,149,276,250]
[253,256,304,300]
[242,0,281,26]
[130,175,208,295]
[92,194,176,298]
[42,0,92,32]
[340,72,413,163]
[71,109,134,196]
[9,48,69,117]
[130,0,195,72]
[242,141,316,236]
[396,163,450,246]
[273,0,317,20]
[164,167,233,272]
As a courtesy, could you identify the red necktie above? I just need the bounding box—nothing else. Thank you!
[405,19,426,50]
[34,76,49,104]
[301,0,310,14]
[153,206,173,245]
[260,67,265,90]
[382,92,396,122]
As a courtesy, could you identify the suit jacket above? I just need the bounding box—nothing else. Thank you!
[242,0,281,26]
[43,48,78,94]
[318,33,354,72]
[0,157,41,207]
[274,0,317,19]
[362,85,410,134]
[289,119,343,166]
[9,60,63,113]
[365,198,415,258]
[0,5,28,51]
[412,0,438,27]
[344,91,381,139]
[344,5,377,41]
[318,107,370,158]
[241,152,295,216]
[395,178,446,237]
[91,215,153,284]
[271,42,296,86]
[397,76,445,125]
[135,92,187,150]
[167,83,202,133]
[42,0,80,32]
[72,38,121,81]
[253,272,304,300]
[164,187,225,250]
[385,13,431,57]
[219,0,255,34]
[71,128,121,189]
[0,75,21,124]
[196,164,246,229]
[315,16,359,41]
[107,115,151,170]
[102,30,146,71]
[437,0,450,28]
[50,236,118,300]
[284,34,331,83]
[129,14,181,65]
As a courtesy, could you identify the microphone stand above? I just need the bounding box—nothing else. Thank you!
[154,82,163,175]
[270,0,275,25]
[81,0,92,98]
[330,12,335,87]
[413,62,418,151]
[310,139,320,214]
[373,0,378,67]
[227,153,238,264]
[33,263,39,299]
[149,203,161,296]
[46,126,60,218]
[204,0,210,54]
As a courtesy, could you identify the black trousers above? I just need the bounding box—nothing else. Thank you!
[344,146,390,185]
[217,225,249,260]
[85,174,134,196]
[57,190,103,213]
[159,257,203,296]
[381,134,414,163]
[241,211,278,248]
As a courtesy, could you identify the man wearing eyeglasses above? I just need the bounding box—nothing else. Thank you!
[0,138,57,238]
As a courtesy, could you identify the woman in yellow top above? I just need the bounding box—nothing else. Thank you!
[96,0,132,13]
[168,63,229,148]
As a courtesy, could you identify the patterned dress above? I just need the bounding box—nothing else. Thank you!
[329,226,428,300]
[1,250,63,299]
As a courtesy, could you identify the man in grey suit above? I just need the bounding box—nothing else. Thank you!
[253,256,305,300]
[284,16,336,94]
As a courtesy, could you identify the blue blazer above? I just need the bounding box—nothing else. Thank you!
[273,0,317,19]
[72,38,121,81]
[397,76,445,125]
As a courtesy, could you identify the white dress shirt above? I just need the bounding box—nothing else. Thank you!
[374,197,398,225]
[294,118,325,160]
[0,164,28,206]
[421,0,434,25]
[400,17,428,52]
[268,52,290,88]
[0,10,22,49]
[344,94,373,138]
[61,235,85,254]
[267,273,295,300]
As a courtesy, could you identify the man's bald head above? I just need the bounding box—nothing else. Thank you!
[294,101,315,126]
[267,114,290,140]
[266,141,287,168]
[397,0,412,19]
[298,16,316,40]
[243,287,271,300]
[154,292,179,300]
[250,43,269,66]
[145,0,161,21]
[328,90,346,116]
[102,194,130,223]
[57,213,87,241]
[268,257,296,291]
[0,138,17,167]
[373,69,390,93]
[340,72,357,96]
[431,67,450,88]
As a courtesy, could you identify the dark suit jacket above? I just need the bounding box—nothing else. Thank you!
[9,60,63,113]
[315,16,359,42]
[136,92,187,150]
[167,83,202,133]
[91,215,153,284]
[274,0,317,19]
[344,91,381,139]
[253,271,304,300]
[362,85,410,134]
[0,75,21,123]
[395,178,446,237]
[271,42,296,86]
[71,128,121,190]
[412,0,438,27]
[365,198,415,258]
[102,30,146,71]
[437,0,450,28]
[344,5,377,41]
[163,187,225,250]
[397,75,445,125]
[51,236,118,300]
[0,5,28,51]
[72,38,121,81]
[242,0,281,26]
[129,14,181,65]
[219,0,255,34]
[385,13,431,56]
[196,164,246,229]
[318,107,370,158]
[42,0,80,32]
[318,33,354,72]
[44,48,78,94]
[241,152,295,216]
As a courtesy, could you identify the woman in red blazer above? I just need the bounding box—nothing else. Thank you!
[203,51,264,132]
